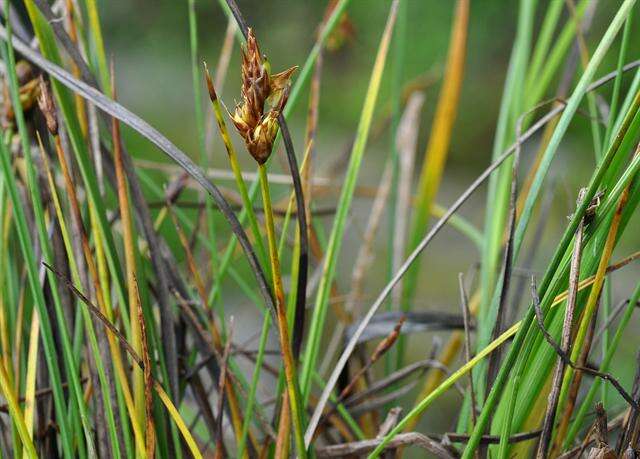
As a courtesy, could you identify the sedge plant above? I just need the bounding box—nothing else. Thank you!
[3,1,640,458]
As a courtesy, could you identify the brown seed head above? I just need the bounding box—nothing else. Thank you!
[37,77,58,136]
[247,110,280,164]
[229,28,297,163]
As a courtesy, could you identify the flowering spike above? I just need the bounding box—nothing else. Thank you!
[228,28,296,163]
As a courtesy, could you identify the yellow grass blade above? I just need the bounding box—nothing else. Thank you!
[0,360,36,458]
[155,383,203,459]
[22,309,40,459]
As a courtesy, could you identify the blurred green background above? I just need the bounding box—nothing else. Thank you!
[100,0,640,439]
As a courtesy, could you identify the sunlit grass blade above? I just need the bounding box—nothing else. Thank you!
[300,0,400,403]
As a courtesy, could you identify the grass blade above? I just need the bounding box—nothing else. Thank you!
[300,0,400,404]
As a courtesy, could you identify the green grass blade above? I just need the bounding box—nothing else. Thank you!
[300,0,400,401]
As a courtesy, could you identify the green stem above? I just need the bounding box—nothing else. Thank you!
[258,163,307,459]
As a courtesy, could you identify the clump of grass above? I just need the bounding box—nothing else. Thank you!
[1,0,640,458]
